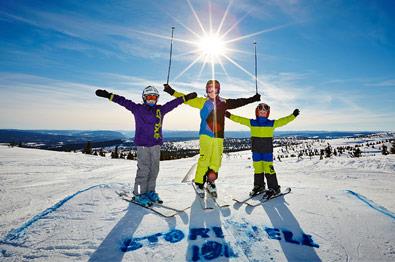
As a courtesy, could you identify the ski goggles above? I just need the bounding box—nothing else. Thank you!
[144,95,158,101]
[257,103,270,111]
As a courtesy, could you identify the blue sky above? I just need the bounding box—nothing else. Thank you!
[1,0,394,131]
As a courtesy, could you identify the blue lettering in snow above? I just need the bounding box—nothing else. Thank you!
[121,227,237,260]
[189,228,210,240]
[121,229,184,252]
[265,227,281,240]
[120,225,319,256]
[302,233,320,248]
[190,226,237,261]
[264,227,320,248]
[282,230,300,244]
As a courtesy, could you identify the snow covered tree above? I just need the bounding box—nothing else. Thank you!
[111,146,119,159]
[336,147,341,155]
[382,145,389,155]
[127,151,134,160]
[83,141,92,154]
[298,152,303,160]
[325,144,332,158]
[353,147,362,158]
[390,140,395,154]
[99,148,106,157]
[320,149,324,160]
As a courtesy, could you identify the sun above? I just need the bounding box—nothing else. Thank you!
[196,33,228,62]
[135,0,290,82]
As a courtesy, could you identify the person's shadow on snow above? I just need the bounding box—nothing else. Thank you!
[259,197,321,261]
[185,195,232,261]
[89,202,176,262]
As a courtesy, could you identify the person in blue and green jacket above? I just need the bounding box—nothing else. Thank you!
[96,86,197,206]
[163,80,260,197]
[225,103,300,197]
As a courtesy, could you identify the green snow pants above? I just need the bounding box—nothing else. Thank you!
[194,135,224,184]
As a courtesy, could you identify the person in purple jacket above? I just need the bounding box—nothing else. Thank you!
[96,86,197,207]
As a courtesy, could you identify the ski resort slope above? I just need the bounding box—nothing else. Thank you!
[0,141,394,261]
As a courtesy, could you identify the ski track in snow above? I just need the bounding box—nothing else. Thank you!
[346,190,395,220]
[1,184,110,243]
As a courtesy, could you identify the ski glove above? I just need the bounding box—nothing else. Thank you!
[184,92,198,102]
[96,89,112,99]
[163,84,175,95]
[293,109,300,117]
[225,111,231,118]
[251,93,261,102]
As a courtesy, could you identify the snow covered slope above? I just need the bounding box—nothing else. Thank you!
[0,139,394,261]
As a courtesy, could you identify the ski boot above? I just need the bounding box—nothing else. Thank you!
[195,183,205,198]
[265,186,281,199]
[207,181,217,198]
[146,191,163,204]
[132,194,153,207]
[249,185,266,197]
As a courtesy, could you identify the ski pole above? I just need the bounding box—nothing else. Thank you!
[166,27,175,85]
[254,41,258,94]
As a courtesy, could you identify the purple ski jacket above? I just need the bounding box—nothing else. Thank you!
[111,94,184,147]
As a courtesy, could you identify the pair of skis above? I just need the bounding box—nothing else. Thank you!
[116,191,190,218]
[233,187,291,207]
[184,165,230,210]
[191,181,230,210]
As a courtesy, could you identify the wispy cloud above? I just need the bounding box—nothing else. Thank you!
[1,8,172,60]
[0,73,153,129]
[366,79,395,87]
[0,73,102,105]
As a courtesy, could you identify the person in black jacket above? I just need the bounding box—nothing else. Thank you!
[164,80,260,197]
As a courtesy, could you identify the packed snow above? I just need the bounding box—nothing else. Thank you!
[0,134,394,261]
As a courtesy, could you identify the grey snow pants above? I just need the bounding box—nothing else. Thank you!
[133,145,161,195]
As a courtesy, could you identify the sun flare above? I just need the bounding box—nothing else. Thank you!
[149,0,290,82]
[196,33,228,62]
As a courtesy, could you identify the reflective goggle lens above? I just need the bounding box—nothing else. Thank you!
[258,104,270,111]
[145,95,158,100]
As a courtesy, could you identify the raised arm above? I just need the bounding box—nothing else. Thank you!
[273,109,299,128]
[163,84,206,109]
[161,92,198,115]
[96,89,137,112]
[225,93,261,110]
[225,111,252,127]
